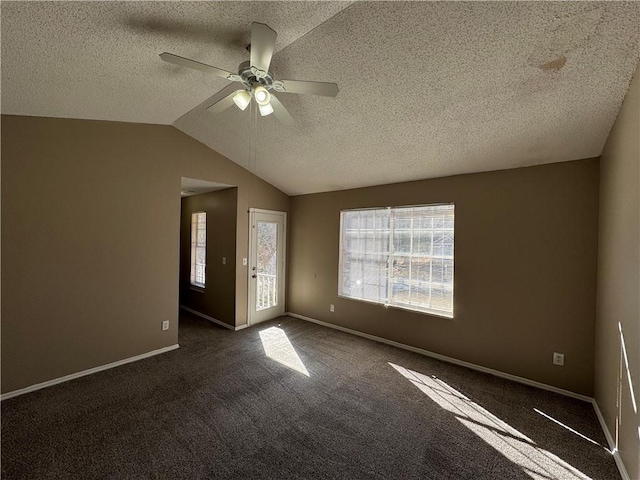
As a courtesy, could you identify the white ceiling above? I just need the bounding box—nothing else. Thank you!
[2,2,639,195]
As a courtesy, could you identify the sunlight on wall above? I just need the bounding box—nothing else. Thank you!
[389,362,594,480]
[618,322,638,415]
[617,322,639,447]
[259,327,309,377]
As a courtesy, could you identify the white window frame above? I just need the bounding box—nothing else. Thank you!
[190,212,207,288]
[338,203,454,318]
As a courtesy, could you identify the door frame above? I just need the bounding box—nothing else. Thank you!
[247,208,287,326]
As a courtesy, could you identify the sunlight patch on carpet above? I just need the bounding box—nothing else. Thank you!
[260,327,309,376]
[389,362,592,480]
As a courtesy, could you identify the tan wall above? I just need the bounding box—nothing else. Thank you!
[180,188,237,327]
[595,66,640,479]
[1,115,289,393]
[289,159,600,396]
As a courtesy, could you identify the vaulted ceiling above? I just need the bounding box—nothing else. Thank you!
[2,1,639,195]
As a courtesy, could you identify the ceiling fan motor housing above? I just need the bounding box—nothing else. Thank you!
[238,60,275,90]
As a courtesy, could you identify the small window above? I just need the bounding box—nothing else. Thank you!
[339,204,454,317]
[190,212,206,288]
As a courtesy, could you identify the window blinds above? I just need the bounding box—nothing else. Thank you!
[339,204,454,317]
[190,212,207,287]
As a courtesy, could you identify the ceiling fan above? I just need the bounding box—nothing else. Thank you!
[160,22,339,126]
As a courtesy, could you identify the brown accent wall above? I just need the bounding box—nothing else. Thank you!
[289,159,600,396]
[180,189,237,327]
[595,66,639,479]
[1,115,289,393]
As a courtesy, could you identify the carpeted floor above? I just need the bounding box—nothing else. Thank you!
[1,312,620,479]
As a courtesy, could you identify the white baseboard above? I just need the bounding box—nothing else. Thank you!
[180,305,244,331]
[592,400,631,480]
[1,344,180,401]
[286,312,593,403]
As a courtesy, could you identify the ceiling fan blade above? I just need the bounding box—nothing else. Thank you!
[250,22,277,74]
[206,91,238,115]
[278,79,339,97]
[270,95,295,127]
[160,52,239,81]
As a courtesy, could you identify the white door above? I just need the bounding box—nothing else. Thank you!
[248,209,286,325]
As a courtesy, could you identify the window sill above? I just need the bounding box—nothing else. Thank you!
[386,302,453,319]
[190,285,205,293]
[337,294,454,320]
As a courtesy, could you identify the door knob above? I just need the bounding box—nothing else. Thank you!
[252,274,257,278]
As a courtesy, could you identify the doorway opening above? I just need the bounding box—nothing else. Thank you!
[179,177,237,332]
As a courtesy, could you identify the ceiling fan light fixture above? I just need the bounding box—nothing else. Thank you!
[253,86,271,106]
[232,90,251,111]
[259,102,274,116]
[160,22,338,125]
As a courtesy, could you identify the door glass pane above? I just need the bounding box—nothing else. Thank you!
[256,221,278,311]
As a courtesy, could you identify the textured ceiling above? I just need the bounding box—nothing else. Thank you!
[2,2,639,195]
[1,1,351,124]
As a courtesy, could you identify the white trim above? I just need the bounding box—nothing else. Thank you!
[1,344,180,401]
[340,202,455,213]
[286,312,592,403]
[592,400,631,480]
[235,324,249,331]
[248,209,287,326]
[180,305,238,331]
[249,207,284,215]
[336,294,455,320]
[248,211,256,325]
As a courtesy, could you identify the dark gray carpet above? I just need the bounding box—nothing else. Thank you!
[1,312,619,479]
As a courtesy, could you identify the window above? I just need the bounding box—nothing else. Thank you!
[190,212,206,288]
[339,204,454,317]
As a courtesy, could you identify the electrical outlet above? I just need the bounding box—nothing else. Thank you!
[553,352,564,366]
[222,257,226,265]
[162,321,169,331]
[330,304,335,312]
